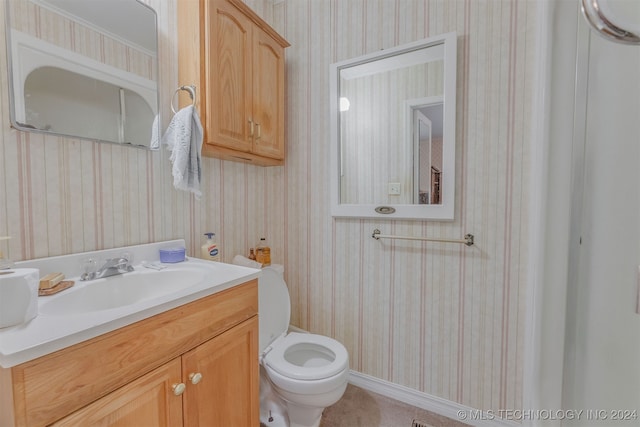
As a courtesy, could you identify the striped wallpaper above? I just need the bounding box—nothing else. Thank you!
[271,0,536,414]
[0,0,537,417]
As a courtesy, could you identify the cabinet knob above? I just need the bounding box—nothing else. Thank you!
[248,119,254,137]
[255,123,261,140]
[172,382,186,396]
[189,372,203,385]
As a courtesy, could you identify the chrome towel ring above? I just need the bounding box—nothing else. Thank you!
[171,85,197,114]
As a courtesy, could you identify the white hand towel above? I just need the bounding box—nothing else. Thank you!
[162,105,203,199]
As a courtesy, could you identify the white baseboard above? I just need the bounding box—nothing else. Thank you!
[348,371,519,427]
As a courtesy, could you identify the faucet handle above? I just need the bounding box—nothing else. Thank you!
[120,252,134,266]
[119,252,135,273]
[80,256,99,281]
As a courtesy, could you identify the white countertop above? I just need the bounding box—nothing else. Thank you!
[0,240,261,368]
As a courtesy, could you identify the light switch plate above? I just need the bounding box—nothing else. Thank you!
[388,182,401,195]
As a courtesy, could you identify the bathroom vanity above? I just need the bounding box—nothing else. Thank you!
[0,241,260,427]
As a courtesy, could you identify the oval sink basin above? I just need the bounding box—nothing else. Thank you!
[40,268,205,316]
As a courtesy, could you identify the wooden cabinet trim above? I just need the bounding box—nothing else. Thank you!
[227,0,289,48]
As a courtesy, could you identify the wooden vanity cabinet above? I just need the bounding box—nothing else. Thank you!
[178,0,289,166]
[0,280,259,427]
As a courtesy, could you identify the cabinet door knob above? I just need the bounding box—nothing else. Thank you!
[248,119,254,137]
[189,372,203,384]
[255,123,261,140]
[172,382,186,396]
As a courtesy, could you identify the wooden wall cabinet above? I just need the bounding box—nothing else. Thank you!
[178,0,289,166]
[0,281,259,427]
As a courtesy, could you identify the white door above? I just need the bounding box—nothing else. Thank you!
[563,4,640,424]
[413,109,432,204]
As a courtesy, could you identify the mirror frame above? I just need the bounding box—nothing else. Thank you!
[330,32,457,220]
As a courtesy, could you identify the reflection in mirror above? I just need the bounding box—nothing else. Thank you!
[330,32,456,220]
[412,99,443,204]
[5,0,159,149]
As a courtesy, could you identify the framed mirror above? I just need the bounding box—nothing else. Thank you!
[5,0,159,149]
[330,32,457,220]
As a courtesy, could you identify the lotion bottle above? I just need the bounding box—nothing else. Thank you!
[201,233,220,262]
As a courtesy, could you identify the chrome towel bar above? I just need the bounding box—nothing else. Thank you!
[371,229,474,246]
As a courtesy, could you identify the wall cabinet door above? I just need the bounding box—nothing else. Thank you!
[252,26,285,160]
[208,0,253,153]
[182,316,259,427]
[51,359,184,427]
[179,0,288,166]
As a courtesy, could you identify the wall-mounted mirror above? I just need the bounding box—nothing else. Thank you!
[5,0,159,149]
[330,32,457,220]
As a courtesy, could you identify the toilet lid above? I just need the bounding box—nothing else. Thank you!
[263,332,349,380]
[259,266,291,353]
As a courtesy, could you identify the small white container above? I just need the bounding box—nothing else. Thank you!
[0,268,39,328]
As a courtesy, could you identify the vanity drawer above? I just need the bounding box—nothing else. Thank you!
[1,280,258,427]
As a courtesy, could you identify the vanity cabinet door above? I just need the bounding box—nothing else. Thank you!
[50,359,183,427]
[182,316,259,427]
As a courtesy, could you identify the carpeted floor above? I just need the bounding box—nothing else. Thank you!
[319,384,471,427]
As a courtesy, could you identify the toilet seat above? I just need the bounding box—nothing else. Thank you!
[263,332,348,381]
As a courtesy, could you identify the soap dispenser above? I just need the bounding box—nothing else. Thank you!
[201,233,220,262]
[0,236,13,270]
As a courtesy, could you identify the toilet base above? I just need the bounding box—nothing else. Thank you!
[260,366,289,427]
[286,404,323,427]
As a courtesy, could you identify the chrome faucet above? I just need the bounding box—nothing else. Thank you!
[81,256,134,281]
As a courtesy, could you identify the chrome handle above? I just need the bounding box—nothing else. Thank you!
[189,372,203,385]
[581,0,640,45]
[172,383,186,396]
[248,119,254,137]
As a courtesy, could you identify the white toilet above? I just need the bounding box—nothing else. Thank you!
[258,265,349,427]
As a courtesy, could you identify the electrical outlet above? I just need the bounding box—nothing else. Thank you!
[388,182,401,195]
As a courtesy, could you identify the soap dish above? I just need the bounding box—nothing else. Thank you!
[39,281,75,296]
[159,247,186,263]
